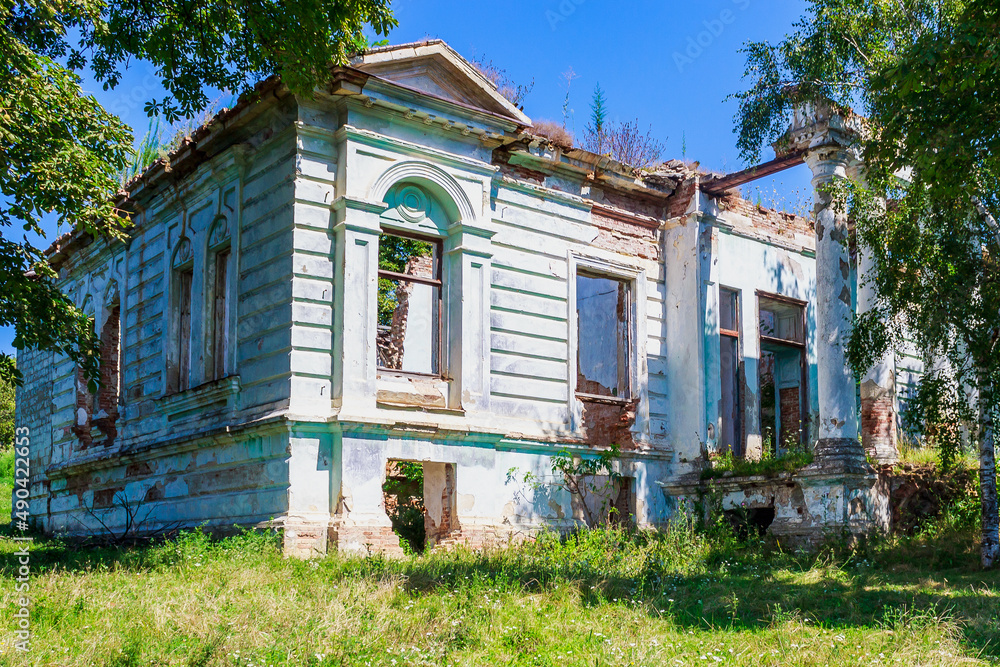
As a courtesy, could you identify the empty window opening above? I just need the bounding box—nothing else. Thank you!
[576,272,631,398]
[381,460,458,554]
[609,476,637,528]
[758,295,807,455]
[719,288,743,457]
[176,268,194,392]
[382,461,426,554]
[211,248,230,381]
[376,233,442,376]
[93,304,121,444]
[72,364,93,449]
[574,473,637,527]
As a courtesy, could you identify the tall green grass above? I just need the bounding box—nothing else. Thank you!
[0,512,996,666]
[0,447,13,526]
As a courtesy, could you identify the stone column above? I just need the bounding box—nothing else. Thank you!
[804,146,864,467]
[850,166,898,464]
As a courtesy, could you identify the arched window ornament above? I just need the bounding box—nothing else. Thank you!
[104,279,120,308]
[208,214,230,249]
[172,237,193,268]
[395,185,430,223]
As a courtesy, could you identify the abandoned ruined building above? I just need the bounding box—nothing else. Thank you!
[15,41,917,555]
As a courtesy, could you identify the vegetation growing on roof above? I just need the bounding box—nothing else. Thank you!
[470,54,535,109]
[530,119,574,148]
[582,83,665,169]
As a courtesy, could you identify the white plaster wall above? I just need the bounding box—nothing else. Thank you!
[329,431,675,548]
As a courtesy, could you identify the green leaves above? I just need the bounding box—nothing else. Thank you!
[1,0,395,383]
[737,1,1000,563]
[82,0,396,122]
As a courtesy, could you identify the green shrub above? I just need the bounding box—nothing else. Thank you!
[701,445,813,480]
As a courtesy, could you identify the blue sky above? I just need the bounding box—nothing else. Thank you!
[1,0,813,357]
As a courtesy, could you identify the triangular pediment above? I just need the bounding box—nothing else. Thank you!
[354,41,531,125]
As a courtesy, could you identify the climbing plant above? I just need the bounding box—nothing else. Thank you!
[510,444,625,528]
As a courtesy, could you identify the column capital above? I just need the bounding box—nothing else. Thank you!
[781,97,864,158]
[803,145,852,185]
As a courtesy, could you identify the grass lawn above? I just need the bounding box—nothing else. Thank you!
[0,520,997,666]
[0,448,11,529]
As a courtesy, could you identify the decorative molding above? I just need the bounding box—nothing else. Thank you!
[208,214,230,249]
[156,375,241,420]
[369,159,478,224]
[395,185,430,223]
[172,237,193,268]
[103,279,120,307]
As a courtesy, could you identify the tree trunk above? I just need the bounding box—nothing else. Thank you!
[980,387,999,569]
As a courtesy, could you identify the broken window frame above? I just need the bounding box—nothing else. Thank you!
[94,303,122,416]
[376,229,444,378]
[209,246,231,382]
[574,269,634,403]
[758,292,807,348]
[719,287,744,457]
[176,268,194,392]
[756,291,808,454]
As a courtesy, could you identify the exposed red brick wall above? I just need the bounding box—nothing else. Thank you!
[590,211,659,261]
[74,306,122,449]
[779,387,802,448]
[666,176,698,219]
[862,396,897,460]
[92,487,123,509]
[718,193,814,238]
[599,190,666,220]
[491,149,546,184]
[72,366,93,449]
[579,398,638,450]
[93,305,120,444]
[378,253,436,370]
[425,463,458,546]
[435,525,535,550]
[329,523,405,557]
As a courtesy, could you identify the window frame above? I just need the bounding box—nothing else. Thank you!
[574,268,634,403]
[176,267,194,392]
[757,291,807,350]
[755,291,809,452]
[718,286,744,456]
[208,245,231,382]
[568,252,646,412]
[375,228,445,379]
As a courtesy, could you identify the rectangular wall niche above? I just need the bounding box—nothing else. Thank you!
[576,272,631,398]
[758,294,807,454]
[376,233,442,376]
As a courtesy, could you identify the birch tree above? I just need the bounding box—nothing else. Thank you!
[731,0,999,568]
